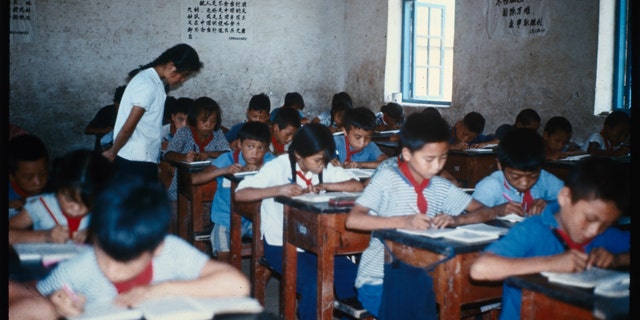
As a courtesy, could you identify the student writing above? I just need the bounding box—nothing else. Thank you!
[268,106,302,155]
[332,107,388,169]
[225,93,272,150]
[581,110,630,157]
[542,116,585,161]
[8,134,50,215]
[311,91,353,133]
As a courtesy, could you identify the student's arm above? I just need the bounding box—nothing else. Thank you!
[102,106,145,162]
[163,150,197,163]
[348,154,389,170]
[203,150,227,160]
[440,199,498,228]
[438,169,460,187]
[9,211,69,243]
[191,164,241,186]
[314,178,364,194]
[234,184,305,202]
[345,204,431,231]
[470,250,590,281]
[587,248,630,269]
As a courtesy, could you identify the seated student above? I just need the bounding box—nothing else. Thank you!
[449,111,492,150]
[8,134,50,215]
[472,108,541,148]
[470,156,630,320]
[234,123,364,320]
[345,112,500,318]
[161,96,191,151]
[581,110,630,157]
[84,85,126,152]
[374,102,405,132]
[9,149,114,244]
[542,116,585,161]
[331,107,388,169]
[472,128,564,216]
[269,91,309,125]
[191,121,276,261]
[269,106,302,156]
[312,91,353,133]
[36,176,250,318]
[225,93,271,149]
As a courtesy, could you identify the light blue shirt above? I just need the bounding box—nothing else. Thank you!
[472,170,564,207]
[333,135,383,163]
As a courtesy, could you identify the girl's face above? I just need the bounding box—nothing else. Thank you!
[196,112,218,135]
[56,191,89,218]
[332,111,345,127]
[297,151,326,174]
[401,142,449,182]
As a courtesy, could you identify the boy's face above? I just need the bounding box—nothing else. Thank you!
[56,191,89,218]
[606,124,630,147]
[246,110,270,123]
[95,246,157,283]
[500,166,541,194]
[273,124,297,146]
[196,112,217,135]
[557,187,621,244]
[10,158,49,196]
[296,151,326,174]
[344,127,373,151]
[401,141,449,181]
[455,122,478,144]
[543,130,571,153]
[240,139,268,165]
[171,112,187,130]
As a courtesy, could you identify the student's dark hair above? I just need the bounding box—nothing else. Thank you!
[8,134,49,174]
[174,97,193,115]
[381,102,405,123]
[90,175,171,262]
[463,112,486,134]
[163,96,178,125]
[248,93,271,113]
[283,92,305,110]
[543,116,573,136]
[113,85,126,103]
[515,108,541,126]
[238,121,271,145]
[565,156,629,215]
[421,107,442,118]
[273,106,302,130]
[330,91,353,126]
[128,43,203,79]
[288,123,335,183]
[49,149,115,210]
[399,112,450,152]
[343,107,376,132]
[603,110,630,128]
[496,128,545,172]
[187,96,222,130]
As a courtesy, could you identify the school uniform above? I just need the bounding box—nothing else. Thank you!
[484,201,630,320]
[22,193,90,233]
[472,170,564,208]
[235,154,359,320]
[354,165,472,316]
[333,135,384,163]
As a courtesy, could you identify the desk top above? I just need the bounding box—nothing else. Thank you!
[448,149,497,156]
[275,195,354,214]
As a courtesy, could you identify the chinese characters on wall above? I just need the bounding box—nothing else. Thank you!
[10,0,35,43]
[182,0,251,41]
[486,0,548,39]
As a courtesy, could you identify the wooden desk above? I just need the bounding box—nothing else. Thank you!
[277,196,371,320]
[543,155,630,183]
[373,140,400,157]
[375,228,504,319]
[444,150,497,188]
[507,274,629,320]
[175,163,217,252]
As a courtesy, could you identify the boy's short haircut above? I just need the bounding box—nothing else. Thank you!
[400,112,450,152]
[381,103,405,123]
[565,157,629,215]
[272,106,302,130]
[238,121,271,145]
[421,107,442,119]
[248,93,271,113]
[515,108,541,126]
[496,128,545,172]
[604,110,630,128]
[343,107,376,132]
[113,85,126,103]
[543,116,573,135]
[283,92,305,110]
[174,97,193,115]
[8,134,49,174]
[463,111,486,134]
[90,175,171,262]
[187,96,222,131]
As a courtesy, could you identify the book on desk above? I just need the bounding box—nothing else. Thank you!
[541,268,629,297]
[13,242,90,265]
[292,191,361,204]
[397,223,509,244]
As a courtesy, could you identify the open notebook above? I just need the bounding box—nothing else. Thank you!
[71,296,263,320]
[346,168,375,179]
[13,242,90,265]
[292,191,361,203]
[541,268,629,297]
[397,223,509,244]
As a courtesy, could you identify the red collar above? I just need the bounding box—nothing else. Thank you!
[190,126,214,152]
[113,261,154,294]
[10,179,29,198]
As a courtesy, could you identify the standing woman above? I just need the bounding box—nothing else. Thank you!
[102,44,203,183]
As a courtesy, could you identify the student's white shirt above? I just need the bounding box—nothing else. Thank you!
[235,154,357,246]
[113,68,166,163]
[23,193,91,231]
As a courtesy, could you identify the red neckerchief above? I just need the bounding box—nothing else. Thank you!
[10,180,29,198]
[399,160,429,214]
[271,136,285,154]
[343,136,362,162]
[296,171,313,188]
[39,196,83,239]
[113,261,154,294]
[190,126,213,153]
[503,180,533,212]
[552,228,590,253]
[600,129,613,151]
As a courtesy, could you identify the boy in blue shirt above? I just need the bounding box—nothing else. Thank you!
[192,121,275,261]
[470,156,630,320]
[472,127,564,216]
[449,111,492,150]
[8,134,50,216]
[332,107,387,169]
[225,93,271,149]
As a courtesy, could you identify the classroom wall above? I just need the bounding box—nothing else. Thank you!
[9,0,606,158]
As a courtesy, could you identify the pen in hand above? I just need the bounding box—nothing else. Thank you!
[62,284,79,302]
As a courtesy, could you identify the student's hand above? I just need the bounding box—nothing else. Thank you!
[195,153,209,161]
[343,161,359,169]
[50,288,86,318]
[526,199,546,216]
[586,247,616,269]
[185,151,197,162]
[501,201,525,217]
[330,159,342,168]
[9,199,25,209]
[113,285,161,308]
[225,163,243,175]
[243,164,260,172]
[161,140,169,150]
[552,249,589,273]
[102,149,116,162]
[307,183,326,194]
[279,183,305,197]
[450,141,469,150]
[431,214,455,228]
[47,226,70,243]
[401,214,432,230]
[72,230,88,244]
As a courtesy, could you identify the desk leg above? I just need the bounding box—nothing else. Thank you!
[177,194,189,241]
[432,257,463,319]
[318,216,336,320]
[229,208,243,270]
[283,206,297,320]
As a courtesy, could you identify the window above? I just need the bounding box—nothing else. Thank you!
[401,0,455,105]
